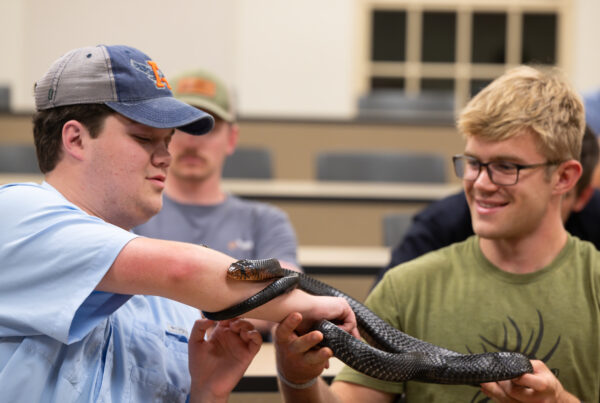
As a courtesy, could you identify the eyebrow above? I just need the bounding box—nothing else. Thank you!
[463,152,528,163]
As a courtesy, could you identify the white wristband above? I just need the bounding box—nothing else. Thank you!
[277,368,318,390]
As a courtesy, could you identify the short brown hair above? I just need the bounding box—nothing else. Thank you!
[458,66,585,163]
[577,125,600,196]
[33,104,114,173]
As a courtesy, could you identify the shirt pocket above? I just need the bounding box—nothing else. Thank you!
[128,320,190,403]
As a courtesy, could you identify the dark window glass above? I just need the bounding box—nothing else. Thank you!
[371,77,405,90]
[421,78,454,92]
[422,12,456,63]
[470,79,493,98]
[522,13,557,65]
[472,13,506,63]
[372,10,406,61]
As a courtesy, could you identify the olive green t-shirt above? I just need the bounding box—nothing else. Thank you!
[335,235,600,402]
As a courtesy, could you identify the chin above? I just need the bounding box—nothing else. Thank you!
[472,223,501,239]
[140,199,163,220]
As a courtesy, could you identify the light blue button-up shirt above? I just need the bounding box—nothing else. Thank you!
[0,182,200,402]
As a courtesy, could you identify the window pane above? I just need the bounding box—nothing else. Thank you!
[422,12,456,63]
[371,77,405,90]
[472,13,506,64]
[372,10,406,61]
[470,79,493,98]
[522,13,557,65]
[421,78,454,92]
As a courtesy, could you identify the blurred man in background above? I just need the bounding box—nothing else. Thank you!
[134,69,300,337]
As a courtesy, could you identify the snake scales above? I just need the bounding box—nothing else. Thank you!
[203,259,533,385]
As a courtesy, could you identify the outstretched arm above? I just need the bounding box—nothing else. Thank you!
[96,237,358,332]
[480,360,580,402]
[188,318,262,403]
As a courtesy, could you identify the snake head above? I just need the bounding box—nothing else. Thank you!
[227,259,253,280]
[227,258,284,280]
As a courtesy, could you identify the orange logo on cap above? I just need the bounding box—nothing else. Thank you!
[176,77,216,97]
[147,61,172,89]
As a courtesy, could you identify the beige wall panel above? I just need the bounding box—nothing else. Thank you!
[237,121,464,180]
[266,200,426,247]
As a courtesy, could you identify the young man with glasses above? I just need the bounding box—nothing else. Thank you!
[372,125,600,286]
[272,66,597,402]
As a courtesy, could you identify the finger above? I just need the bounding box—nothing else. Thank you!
[287,330,324,355]
[239,327,262,342]
[504,382,534,400]
[230,318,257,333]
[242,329,263,348]
[302,346,333,366]
[480,381,509,400]
[274,312,303,343]
[197,318,216,330]
[510,360,550,390]
[190,319,211,343]
[336,306,359,338]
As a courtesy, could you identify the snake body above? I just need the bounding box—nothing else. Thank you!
[203,259,533,385]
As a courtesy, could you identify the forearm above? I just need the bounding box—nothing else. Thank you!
[96,237,332,321]
[97,237,268,312]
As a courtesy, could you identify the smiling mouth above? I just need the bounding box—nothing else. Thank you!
[476,199,508,210]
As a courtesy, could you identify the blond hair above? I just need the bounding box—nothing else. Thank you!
[458,66,585,162]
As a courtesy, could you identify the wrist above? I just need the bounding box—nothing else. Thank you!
[277,367,319,390]
[188,386,228,403]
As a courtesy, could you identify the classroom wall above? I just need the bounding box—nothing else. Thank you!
[0,0,357,119]
[2,0,599,120]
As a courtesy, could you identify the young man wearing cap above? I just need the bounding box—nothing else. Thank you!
[273,66,599,402]
[134,69,300,337]
[0,45,357,402]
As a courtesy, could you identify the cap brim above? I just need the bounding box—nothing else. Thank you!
[175,94,235,123]
[105,96,214,135]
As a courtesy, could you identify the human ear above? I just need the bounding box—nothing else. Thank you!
[553,160,582,196]
[61,120,87,161]
[225,123,240,156]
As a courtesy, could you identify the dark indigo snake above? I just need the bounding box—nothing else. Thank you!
[203,259,533,384]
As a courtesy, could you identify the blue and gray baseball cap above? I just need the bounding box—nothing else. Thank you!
[34,45,214,135]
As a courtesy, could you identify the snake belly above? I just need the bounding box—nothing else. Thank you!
[202,259,533,385]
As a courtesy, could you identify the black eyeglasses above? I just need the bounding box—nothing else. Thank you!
[452,154,559,186]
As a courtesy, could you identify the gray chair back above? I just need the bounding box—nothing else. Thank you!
[316,151,446,183]
[0,144,40,173]
[223,147,273,179]
[382,213,413,247]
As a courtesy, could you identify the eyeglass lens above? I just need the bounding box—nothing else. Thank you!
[454,157,519,185]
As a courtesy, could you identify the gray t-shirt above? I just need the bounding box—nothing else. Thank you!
[134,193,298,266]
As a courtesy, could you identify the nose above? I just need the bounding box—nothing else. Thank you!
[472,166,497,189]
[152,142,171,168]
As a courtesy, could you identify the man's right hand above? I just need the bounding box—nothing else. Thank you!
[274,312,334,385]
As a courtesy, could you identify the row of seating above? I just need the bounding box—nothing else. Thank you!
[225,148,448,183]
[0,144,449,183]
[0,144,39,173]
